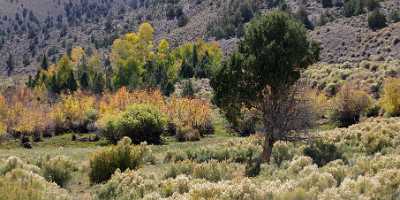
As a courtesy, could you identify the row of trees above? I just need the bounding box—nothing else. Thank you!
[29,23,222,95]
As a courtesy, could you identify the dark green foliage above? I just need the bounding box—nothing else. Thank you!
[41,54,49,70]
[245,152,261,177]
[303,140,344,167]
[92,72,105,94]
[368,9,387,30]
[6,54,14,77]
[365,0,380,11]
[212,11,317,113]
[79,71,90,90]
[321,0,333,8]
[41,156,76,187]
[112,60,142,90]
[179,61,194,79]
[212,11,318,162]
[177,14,189,27]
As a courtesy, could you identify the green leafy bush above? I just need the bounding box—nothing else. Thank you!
[89,137,150,183]
[100,104,167,144]
[304,140,344,167]
[40,156,76,187]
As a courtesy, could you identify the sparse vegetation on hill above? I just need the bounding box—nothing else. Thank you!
[1,1,400,199]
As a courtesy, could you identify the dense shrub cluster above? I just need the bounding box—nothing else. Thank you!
[39,156,76,187]
[94,152,400,200]
[304,140,344,167]
[0,85,215,145]
[97,87,215,143]
[89,137,151,183]
[321,117,400,156]
[0,169,71,200]
[99,104,167,144]
[305,60,400,98]
[0,156,76,199]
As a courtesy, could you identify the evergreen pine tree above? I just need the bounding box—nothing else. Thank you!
[41,54,49,70]
[79,71,90,90]
[6,54,14,77]
[66,71,78,92]
[92,72,105,94]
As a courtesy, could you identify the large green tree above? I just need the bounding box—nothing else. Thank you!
[212,11,319,163]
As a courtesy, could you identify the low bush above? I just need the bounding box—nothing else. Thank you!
[165,160,235,182]
[380,78,400,117]
[192,161,234,182]
[40,156,76,187]
[0,156,41,175]
[99,104,167,144]
[303,140,344,167]
[89,137,150,183]
[272,142,294,167]
[0,169,71,200]
[329,85,372,127]
[95,169,157,200]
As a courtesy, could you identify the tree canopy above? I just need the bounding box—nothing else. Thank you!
[212,11,319,163]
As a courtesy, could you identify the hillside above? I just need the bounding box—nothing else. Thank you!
[0,0,399,81]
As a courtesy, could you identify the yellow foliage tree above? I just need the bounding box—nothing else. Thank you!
[380,78,400,116]
[70,46,85,66]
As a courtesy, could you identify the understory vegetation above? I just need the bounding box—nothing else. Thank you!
[2,117,400,199]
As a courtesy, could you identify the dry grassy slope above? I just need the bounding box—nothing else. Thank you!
[311,19,400,63]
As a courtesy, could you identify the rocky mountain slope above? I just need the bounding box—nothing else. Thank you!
[0,0,399,81]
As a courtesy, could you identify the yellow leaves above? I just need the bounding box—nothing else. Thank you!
[138,22,154,44]
[0,87,51,135]
[111,23,155,69]
[99,87,165,116]
[88,51,102,72]
[158,39,170,53]
[51,92,95,127]
[167,97,212,129]
[380,78,400,116]
[70,46,85,66]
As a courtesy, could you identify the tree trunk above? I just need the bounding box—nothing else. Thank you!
[260,133,274,163]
